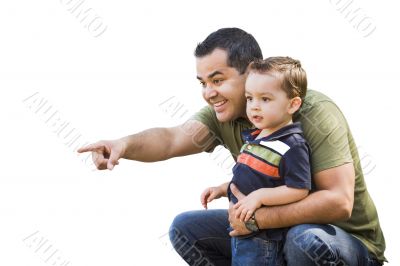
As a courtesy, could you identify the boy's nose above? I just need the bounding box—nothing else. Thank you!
[250,102,260,111]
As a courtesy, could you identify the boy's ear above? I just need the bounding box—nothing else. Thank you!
[288,97,302,115]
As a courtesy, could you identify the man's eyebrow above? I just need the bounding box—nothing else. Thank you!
[196,70,224,81]
[208,71,224,79]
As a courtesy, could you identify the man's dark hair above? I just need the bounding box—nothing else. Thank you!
[195,28,263,74]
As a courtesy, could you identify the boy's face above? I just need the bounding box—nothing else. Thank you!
[245,72,297,130]
[196,49,247,122]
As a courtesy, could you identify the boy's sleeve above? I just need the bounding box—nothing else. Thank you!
[279,143,312,190]
[190,105,222,152]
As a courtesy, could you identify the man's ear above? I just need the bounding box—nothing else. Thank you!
[288,97,302,115]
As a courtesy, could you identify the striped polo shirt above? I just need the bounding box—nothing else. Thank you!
[228,122,312,204]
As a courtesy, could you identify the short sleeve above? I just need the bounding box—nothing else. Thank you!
[297,101,353,174]
[190,106,222,152]
[279,143,312,190]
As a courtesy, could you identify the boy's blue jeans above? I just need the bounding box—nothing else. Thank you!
[169,209,382,266]
[231,235,285,266]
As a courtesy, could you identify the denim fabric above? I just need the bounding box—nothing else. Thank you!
[169,210,382,266]
[284,224,382,266]
[231,236,285,266]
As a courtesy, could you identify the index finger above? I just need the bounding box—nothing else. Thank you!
[77,143,102,153]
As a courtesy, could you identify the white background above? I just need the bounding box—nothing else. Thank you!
[1,0,399,265]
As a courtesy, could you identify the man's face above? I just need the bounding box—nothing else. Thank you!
[245,72,294,130]
[196,49,247,122]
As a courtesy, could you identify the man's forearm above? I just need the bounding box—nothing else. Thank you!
[120,121,211,162]
[255,189,351,229]
[121,127,174,162]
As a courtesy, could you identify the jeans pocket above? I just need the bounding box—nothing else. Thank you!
[232,237,285,266]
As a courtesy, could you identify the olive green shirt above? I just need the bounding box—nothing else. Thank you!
[191,90,386,262]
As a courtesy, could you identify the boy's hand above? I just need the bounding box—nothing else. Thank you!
[200,186,225,209]
[233,189,263,222]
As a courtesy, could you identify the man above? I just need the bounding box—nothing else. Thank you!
[78,28,386,265]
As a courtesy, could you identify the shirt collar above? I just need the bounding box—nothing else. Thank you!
[241,122,304,143]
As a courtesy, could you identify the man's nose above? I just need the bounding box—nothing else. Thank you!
[204,86,218,99]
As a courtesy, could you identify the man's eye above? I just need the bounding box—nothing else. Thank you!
[262,97,270,102]
[199,81,206,87]
[213,79,223,85]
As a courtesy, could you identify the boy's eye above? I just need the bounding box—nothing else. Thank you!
[246,96,253,101]
[262,97,270,102]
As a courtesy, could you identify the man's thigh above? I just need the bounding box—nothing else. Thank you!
[284,224,380,266]
[169,209,231,266]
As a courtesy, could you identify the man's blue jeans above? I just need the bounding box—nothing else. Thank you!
[169,209,381,266]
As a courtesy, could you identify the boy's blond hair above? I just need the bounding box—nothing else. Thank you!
[248,56,307,99]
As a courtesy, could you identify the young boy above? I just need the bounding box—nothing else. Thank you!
[200,56,311,265]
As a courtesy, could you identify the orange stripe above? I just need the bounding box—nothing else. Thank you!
[250,129,262,136]
[237,153,280,178]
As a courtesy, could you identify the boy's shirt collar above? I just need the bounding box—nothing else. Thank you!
[241,122,303,144]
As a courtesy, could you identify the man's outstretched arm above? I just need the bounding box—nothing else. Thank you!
[229,163,355,236]
[78,120,213,170]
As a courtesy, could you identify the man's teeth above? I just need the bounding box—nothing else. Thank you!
[214,100,227,107]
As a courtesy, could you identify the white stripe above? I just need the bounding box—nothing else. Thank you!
[259,140,291,155]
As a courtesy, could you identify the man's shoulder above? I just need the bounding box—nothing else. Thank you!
[298,90,337,115]
[303,89,335,104]
[295,89,346,127]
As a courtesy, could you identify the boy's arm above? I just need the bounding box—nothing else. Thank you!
[200,182,230,209]
[256,186,309,206]
[217,182,230,197]
[229,163,355,236]
[232,185,308,222]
